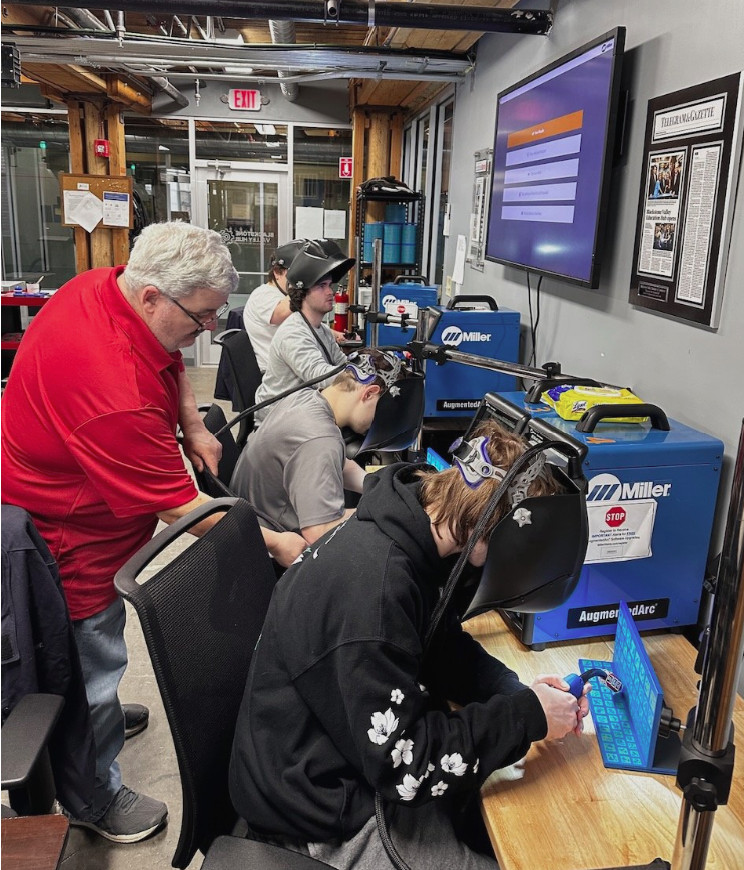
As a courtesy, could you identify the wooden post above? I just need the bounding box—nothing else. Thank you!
[348,107,367,301]
[390,113,404,181]
[84,102,113,268]
[65,101,90,274]
[366,112,390,224]
[106,103,129,266]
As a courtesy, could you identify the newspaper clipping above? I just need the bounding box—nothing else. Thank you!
[629,73,742,327]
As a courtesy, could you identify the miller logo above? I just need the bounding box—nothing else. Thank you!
[382,294,398,308]
[440,326,492,346]
[586,472,672,502]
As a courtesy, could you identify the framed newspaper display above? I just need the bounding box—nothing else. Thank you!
[629,72,743,328]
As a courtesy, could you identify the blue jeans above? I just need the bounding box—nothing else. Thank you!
[72,598,127,821]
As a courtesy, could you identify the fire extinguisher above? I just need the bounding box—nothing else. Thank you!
[333,286,349,333]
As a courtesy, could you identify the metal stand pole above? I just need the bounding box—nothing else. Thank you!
[369,238,383,349]
[672,419,744,870]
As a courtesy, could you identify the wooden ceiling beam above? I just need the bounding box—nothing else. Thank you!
[38,82,67,104]
[106,76,152,114]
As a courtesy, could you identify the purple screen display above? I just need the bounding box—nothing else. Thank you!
[486,36,620,285]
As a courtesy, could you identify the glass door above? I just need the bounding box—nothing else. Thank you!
[192,165,289,364]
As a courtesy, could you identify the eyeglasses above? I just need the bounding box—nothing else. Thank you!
[164,294,229,332]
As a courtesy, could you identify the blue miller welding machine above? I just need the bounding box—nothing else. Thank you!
[370,289,521,417]
[476,392,723,648]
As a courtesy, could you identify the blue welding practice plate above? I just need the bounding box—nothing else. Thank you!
[579,602,680,775]
[425,447,451,472]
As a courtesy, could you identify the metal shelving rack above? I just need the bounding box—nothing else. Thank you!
[354,187,425,289]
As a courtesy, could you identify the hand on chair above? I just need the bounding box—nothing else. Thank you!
[182,423,222,475]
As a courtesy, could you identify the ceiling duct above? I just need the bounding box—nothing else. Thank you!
[12,36,473,84]
[60,6,189,107]
[268,19,299,102]
[21,1,553,36]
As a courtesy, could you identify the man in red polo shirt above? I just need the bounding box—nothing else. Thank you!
[1,221,305,844]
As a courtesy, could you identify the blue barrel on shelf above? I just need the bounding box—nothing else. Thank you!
[363,222,384,263]
[385,203,407,223]
[383,222,402,263]
[400,222,417,264]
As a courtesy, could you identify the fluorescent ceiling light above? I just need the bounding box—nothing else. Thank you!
[224,65,254,75]
[158,144,170,151]
[255,123,277,136]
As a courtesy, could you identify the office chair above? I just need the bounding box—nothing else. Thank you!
[1,693,64,817]
[214,329,263,449]
[193,403,240,498]
[113,499,332,870]
[1,505,96,820]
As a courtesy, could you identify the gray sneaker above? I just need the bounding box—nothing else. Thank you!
[69,786,168,843]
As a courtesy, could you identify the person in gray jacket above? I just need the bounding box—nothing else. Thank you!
[253,239,354,425]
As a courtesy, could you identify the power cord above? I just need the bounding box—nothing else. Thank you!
[212,362,348,439]
[526,272,543,369]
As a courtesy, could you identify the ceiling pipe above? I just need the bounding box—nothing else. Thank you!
[26,1,553,36]
[268,19,299,102]
[60,6,189,107]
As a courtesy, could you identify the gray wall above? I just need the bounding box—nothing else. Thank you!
[446,0,744,552]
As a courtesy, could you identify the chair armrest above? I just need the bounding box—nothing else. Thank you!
[1,694,64,789]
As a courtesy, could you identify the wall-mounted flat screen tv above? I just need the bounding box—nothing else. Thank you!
[485,27,626,288]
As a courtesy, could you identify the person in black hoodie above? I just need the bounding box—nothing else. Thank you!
[229,419,589,869]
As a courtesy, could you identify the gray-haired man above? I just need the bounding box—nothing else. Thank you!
[1,221,305,843]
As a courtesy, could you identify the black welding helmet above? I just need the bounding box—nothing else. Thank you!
[286,238,355,290]
[271,239,306,270]
[463,458,588,617]
[423,393,589,648]
[342,348,425,453]
[460,394,588,618]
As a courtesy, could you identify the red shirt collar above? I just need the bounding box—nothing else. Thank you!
[107,265,183,373]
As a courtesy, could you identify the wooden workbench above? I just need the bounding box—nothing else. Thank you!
[466,611,744,870]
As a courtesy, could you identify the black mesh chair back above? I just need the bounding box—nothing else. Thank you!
[214,330,263,449]
[193,404,240,498]
[113,500,335,869]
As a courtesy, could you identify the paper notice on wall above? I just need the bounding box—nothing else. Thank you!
[64,190,103,232]
[323,210,346,239]
[453,234,467,285]
[102,191,130,227]
[296,206,324,239]
[584,498,657,563]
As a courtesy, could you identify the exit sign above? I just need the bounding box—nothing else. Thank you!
[339,157,353,178]
[228,89,261,110]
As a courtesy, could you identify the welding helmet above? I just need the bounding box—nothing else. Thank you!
[424,393,588,634]
[457,395,588,617]
[343,349,425,453]
[270,239,306,270]
[463,456,588,617]
[286,238,355,290]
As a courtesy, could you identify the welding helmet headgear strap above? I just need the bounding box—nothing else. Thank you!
[422,441,559,654]
[345,349,404,395]
[450,436,505,489]
[450,435,547,504]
